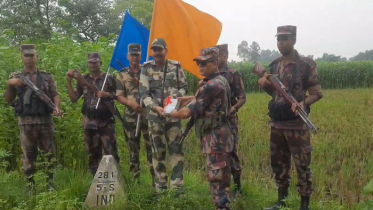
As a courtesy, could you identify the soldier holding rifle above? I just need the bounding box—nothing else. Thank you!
[256,25,323,210]
[4,44,61,193]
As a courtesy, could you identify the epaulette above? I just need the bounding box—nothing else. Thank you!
[268,56,282,67]
[9,71,22,79]
[39,70,52,77]
[168,60,181,65]
[143,60,154,67]
[300,56,317,67]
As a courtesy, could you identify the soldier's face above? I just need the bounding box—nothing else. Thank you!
[88,61,101,72]
[22,53,37,67]
[197,59,218,77]
[277,35,295,55]
[127,53,141,66]
[151,47,167,62]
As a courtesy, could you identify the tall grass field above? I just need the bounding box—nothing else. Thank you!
[1,89,373,210]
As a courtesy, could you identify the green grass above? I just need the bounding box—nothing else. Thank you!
[1,89,373,210]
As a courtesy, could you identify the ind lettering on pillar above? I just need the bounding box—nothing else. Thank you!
[84,155,126,207]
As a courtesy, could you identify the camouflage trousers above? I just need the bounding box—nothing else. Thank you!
[84,122,120,172]
[148,120,184,191]
[229,114,242,178]
[19,124,56,177]
[206,152,232,210]
[123,116,154,179]
[270,127,313,196]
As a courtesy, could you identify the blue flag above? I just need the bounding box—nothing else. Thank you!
[110,11,150,71]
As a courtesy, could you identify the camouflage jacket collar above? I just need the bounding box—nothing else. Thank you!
[22,69,39,76]
[204,72,220,80]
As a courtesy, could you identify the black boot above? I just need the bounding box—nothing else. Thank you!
[27,176,36,196]
[300,195,310,210]
[263,188,288,210]
[46,173,55,192]
[232,177,242,198]
[90,168,97,176]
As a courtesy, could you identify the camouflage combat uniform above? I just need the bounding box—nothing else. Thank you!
[10,69,58,178]
[116,67,154,179]
[188,47,233,210]
[75,69,120,175]
[265,50,323,196]
[216,44,246,180]
[139,56,188,190]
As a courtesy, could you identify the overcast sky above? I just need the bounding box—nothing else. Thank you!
[183,0,373,61]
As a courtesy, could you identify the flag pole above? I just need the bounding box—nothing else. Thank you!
[95,66,111,109]
[135,54,149,137]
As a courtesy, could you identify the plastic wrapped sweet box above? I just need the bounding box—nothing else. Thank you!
[164,96,180,114]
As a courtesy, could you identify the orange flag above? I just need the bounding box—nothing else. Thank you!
[148,0,222,79]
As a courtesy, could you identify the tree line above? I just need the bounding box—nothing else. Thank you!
[1,0,372,63]
[237,40,373,62]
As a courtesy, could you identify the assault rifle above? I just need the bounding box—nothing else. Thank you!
[20,76,63,117]
[115,60,142,138]
[71,69,126,127]
[253,62,318,133]
[177,116,194,148]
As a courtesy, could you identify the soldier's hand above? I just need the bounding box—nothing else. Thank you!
[66,70,75,81]
[169,110,178,118]
[53,107,62,117]
[291,101,305,115]
[229,106,237,115]
[155,106,165,117]
[8,78,24,87]
[258,73,272,88]
[97,91,111,98]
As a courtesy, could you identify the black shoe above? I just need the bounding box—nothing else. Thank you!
[263,188,288,210]
[90,168,97,176]
[232,177,242,199]
[300,195,310,210]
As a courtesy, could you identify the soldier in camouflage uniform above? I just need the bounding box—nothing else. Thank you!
[66,53,123,176]
[215,44,246,196]
[139,38,188,191]
[4,44,61,192]
[258,26,323,210]
[116,44,154,181]
[169,47,233,210]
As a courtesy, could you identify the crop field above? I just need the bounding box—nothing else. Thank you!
[1,89,373,210]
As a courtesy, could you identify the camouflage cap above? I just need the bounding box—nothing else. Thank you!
[151,38,167,49]
[215,44,228,54]
[128,44,141,54]
[193,47,219,61]
[87,53,101,63]
[20,44,37,55]
[275,25,297,37]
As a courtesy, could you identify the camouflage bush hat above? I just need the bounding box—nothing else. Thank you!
[128,44,141,54]
[20,44,37,55]
[151,38,167,49]
[193,47,219,61]
[275,25,297,37]
[87,53,101,63]
[215,44,228,54]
